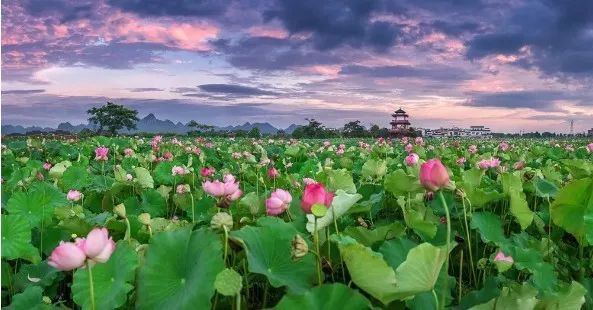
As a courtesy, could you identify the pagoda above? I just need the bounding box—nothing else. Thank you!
[390,108,411,136]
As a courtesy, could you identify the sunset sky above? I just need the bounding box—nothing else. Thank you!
[2,0,592,133]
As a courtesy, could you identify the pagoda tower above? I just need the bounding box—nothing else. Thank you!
[390,108,411,136]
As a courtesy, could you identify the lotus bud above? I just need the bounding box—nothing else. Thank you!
[114,203,126,218]
[211,212,233,231]
[291,234,308,260]
[138,213,151,226]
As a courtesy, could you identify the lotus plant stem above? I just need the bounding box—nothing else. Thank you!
[124,217,131,245]
[438,191,451,310]
[432,289,439,310]
[313,218,322,285]
[87,261,96,310]
[461,196,477,286]
[190,192,195,224]
[236,293,241,310]
[458,251,463,304]
[262,283,269,308]
[223,226,229,266]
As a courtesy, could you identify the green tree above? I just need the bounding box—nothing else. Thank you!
[187,120,215,136]
[303,118,325,138]
[87,102,139,135]
[342,120,367,137]
[369,124,380,137]
[248,127,261,138]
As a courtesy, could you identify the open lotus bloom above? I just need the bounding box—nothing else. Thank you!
[48,227,115,271]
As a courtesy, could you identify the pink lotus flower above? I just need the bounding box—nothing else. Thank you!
[171,166,188,176]
[490,158,501,167]
[405,153,419,166]
[124,148,134,156]
[494,251,514,263]
[48,242,86,271]
[266,189,292,216]
[514,160,525,170]
[499,142,509,152]
[405,143,413,153]
[339,144,346,150]
[201,167,215,177]
[268,167,279,178]
[587,143,593,153]
[478,159,491,169]
[227,189,242,201]
[468,145,478,154]
[76,228,116,263]
[193,147,202,155]
[401,137,409,144]
[152,135,163,144]
[176,184,190,195]
[415,137,424,145]
[301,183,334,214]
[456,157,466,166]
[336,149,344,156]
[323,141,331,148]
[95,147,109,161]
[67,190,82,202]
[419,159,450,192]
[223,174,236,183]
[303,178,317,185]
[162,152,173,161]
[203,180,226,197]
[43,162,52,170]
[232,152,241,159]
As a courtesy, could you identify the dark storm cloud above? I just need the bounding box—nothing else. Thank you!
[126,88,165,92]
[212,37,344,71]
[21,0,95,22]
[464,90,583,111]
[107,0,231,17]
[198,84,278,96]
[466,0,593,79]
[1,89,45,95]
[340,64,474,81]
[263,0,403,51]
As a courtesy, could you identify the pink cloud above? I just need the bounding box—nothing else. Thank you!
[246,26,288,39]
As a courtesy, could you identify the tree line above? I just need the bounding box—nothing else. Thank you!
[85,102,419,138]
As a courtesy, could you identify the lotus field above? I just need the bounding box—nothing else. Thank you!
[2,136,593,310]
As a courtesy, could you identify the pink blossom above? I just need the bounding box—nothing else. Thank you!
[323,141,331,148]
[223,174,236,183]
[478,159,491,169]
[415,137,424,145]
[456,157,466,166]
[419,159,450,192]
[587,143,593,153]
[405,143,413,153]
[494,251,514,263]
[266,189,292,215]
[468,145,478,154]
[336,149,344,156]
[124,148,134,156]
[176,184,190,195]
[48,242,86,271]
[232,152,241,159]
[193,147,202,155]
[43,162,53,170]
[513,161,525,170]
[201,167,215,177]
[95,147,109,161]
[499,142,510,152]
[67,190,82,202]
[268,167,279,178]
[303,178,317,185]
[301,183,334,214]
[162,152,173,161]
[405,153,419,166]
[202,180,226,197]
[77,228,115,263]
[171,166,188,176]
[490,158,501,167]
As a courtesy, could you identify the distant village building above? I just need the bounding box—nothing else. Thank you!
[390,108,411,137]
[588,128,593,137]
[419,126,492,138]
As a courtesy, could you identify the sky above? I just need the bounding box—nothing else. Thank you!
[1,0,593,133]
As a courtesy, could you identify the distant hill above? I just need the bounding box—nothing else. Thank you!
[2,113,299,135]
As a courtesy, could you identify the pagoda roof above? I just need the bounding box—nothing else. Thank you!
[394,108,407,114]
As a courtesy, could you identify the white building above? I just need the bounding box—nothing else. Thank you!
[420,125,491,138]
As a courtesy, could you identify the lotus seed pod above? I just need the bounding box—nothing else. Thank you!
[114,203,127,218]
[138,213,151,226]
[211,212,233,231]
[477,258,488,269]
[291,234,308,260]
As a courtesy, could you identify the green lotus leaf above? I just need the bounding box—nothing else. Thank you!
[6,183,67,228]
[62,165,91,190]
[6,286,49,310]
[471,212,506,245]
[362,158,387,180]
[230,217,316,293]
[326,169,356,194]
[134,167,154,189]
[384,169,422,196]
[534,177,558,198]
[276,283,371,310]
[137,228,224,309]
[472,283,538,310]
[510,191,534,230]
[536,281,586,310]
[306,190,362,233]
[344,222,406,247]
[551,177,593,243]
[1,215,40,263]
[72,242,138,310]
[141,188,167,217]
